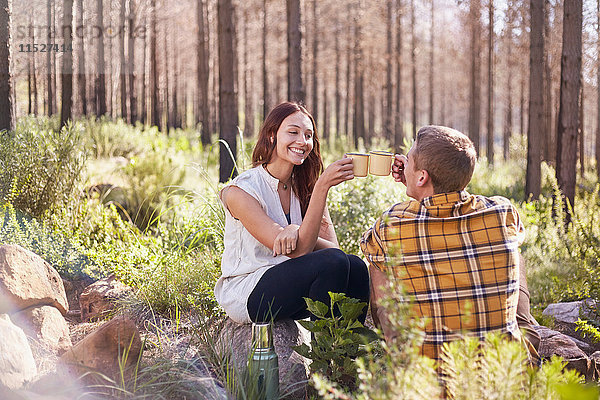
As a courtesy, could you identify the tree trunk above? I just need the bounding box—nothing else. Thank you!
[344,23,352,139]
[468,0,481,153]
[429,0,434,124]
[543,0,553,162]
[353,11,364,148]
[286,0,304,103]
[60,0,74,128]
[578,72,584,177]
[411,0,417,138]
[76,0,86,115]
[119,0,127,119]
[526,0,544,199]
[334,25,340,135]
[0,0,14,132]
[556,0,582,219]
[32,26,38,115]
[46,0,54,116]
[218,0,238,183]
[173,32,180,129]
[596,0,600,180]
[262,0,268,121]
[51,2,57,115]
[140,14,147,124]
[368,89,374,144]
[150,0,159,127]
[503,2,513,160]
[311,0,318,122]
[107,8,114,119]
[28,53,32,115]
[242,9,253,138]
[197,0,210,143]
[395,0,403,151]
[323,74,329,139]
[163,30,171,132]
[520,75,525,136]
[127,0,136,123]
[96,0,107,116]
[385,0,393,141]
[487,0,494,164]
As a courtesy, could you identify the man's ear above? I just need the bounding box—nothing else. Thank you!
[416,169,430,187]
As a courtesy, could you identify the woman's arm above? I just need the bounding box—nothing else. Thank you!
[222,158,353,258]
[287,158,352,255]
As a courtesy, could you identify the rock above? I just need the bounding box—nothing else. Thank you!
[0,314,37,390]
[535,325,599,380]
[541,300,600,353]
[542,300,596,324]
[217,318,310,399]
[79,274,133,321]
[0,245,68,315]
[59,316,142,381]
[11,305,72,356]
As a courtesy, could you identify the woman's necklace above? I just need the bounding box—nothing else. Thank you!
[265,165,292,190]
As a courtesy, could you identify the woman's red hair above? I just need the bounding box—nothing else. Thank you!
[252,102,323,216]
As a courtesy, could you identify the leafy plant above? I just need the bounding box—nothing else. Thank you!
[0,117,87,218]
[0,202,99,279]
[292,292,374,392]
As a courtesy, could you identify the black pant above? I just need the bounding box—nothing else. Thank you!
[247,248,370,323]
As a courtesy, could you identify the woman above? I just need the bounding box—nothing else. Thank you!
[215,101,370,324]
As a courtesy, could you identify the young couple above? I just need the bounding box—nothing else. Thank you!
[214,101,540,363]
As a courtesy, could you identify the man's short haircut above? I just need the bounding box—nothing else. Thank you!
[413,125,477,194]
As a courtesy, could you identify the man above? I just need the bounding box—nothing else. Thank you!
[360,125,540,364]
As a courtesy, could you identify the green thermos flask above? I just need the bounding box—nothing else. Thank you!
[248,322,279,399]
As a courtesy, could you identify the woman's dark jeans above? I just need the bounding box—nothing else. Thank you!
[247,248,370,323]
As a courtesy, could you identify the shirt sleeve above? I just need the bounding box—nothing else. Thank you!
[360,216,388,272]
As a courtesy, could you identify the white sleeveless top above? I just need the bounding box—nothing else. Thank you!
[214,166,303,323]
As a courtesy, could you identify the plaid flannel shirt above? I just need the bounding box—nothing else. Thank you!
[360,190,523,363]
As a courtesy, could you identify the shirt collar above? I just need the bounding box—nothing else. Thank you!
[258,164,281,192]
[421,190,470,207]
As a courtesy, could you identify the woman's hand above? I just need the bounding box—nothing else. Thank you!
[391,154,407,186]
[317,157,355,189]
[273,224,300,256]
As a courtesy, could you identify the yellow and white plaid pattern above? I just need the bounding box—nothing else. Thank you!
[361,190,523,363]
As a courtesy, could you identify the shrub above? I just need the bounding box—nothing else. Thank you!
[0,202,99,279]
[0,117,87,218]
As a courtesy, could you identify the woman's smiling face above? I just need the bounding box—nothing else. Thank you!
[270,111,314,166]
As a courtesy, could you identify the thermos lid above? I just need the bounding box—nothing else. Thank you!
[251,323,274,349]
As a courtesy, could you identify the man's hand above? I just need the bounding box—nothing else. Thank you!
[391,154,407,186]
[273,224,300,256]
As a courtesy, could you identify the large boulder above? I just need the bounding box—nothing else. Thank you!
[11,305,72,356]
[535,325,599,380]
[79,274,133,322]
[0,245,68,315]
[59,316,142,381]
[217,318,310,399]
[0,314,37,390]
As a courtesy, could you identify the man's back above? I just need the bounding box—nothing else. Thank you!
[361,190,523,363]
